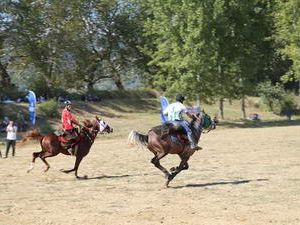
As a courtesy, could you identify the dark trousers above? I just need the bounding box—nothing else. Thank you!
[6,140,16,157]
[172,120,196,145]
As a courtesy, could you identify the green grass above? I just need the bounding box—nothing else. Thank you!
[0,95,299,141]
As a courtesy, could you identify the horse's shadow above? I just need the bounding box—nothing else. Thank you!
[170,178,269,189]
[79,172,155,180]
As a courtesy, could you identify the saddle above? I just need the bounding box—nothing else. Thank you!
[54,129,80,150]
[151,123,189,145]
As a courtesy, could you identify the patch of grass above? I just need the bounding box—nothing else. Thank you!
[1,94,300,141]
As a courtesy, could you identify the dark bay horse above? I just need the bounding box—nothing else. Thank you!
[22,116,113,178]
[128,112,216,187]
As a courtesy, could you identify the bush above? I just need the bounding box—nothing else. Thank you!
[39,123,55,133]
[257,81,297,116]
[37,100,59,118]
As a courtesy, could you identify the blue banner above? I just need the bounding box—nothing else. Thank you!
[27,91,36,125]
[160,96,169,123]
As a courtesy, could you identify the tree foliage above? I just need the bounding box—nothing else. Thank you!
[274,0,300,83]
[0,0,299,118]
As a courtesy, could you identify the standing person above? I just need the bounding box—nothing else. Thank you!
[61,101,81,155]
[163,94,201,150]
[4,121,18,158]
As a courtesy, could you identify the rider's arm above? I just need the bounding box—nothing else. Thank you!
[180,104,193,119]
[185,111,194,119]
[71,117,80,126]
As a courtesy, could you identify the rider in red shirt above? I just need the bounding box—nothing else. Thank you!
[61,100,81,155]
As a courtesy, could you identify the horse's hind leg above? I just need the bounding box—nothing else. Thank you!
[27,152,40,173]
[40,151,56,172]
[151,152,170,178]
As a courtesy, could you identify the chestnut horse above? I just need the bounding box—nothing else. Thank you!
[23,116,113,178]
[128,112,216,187]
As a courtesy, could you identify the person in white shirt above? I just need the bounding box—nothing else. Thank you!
[4,121,18,158]
[163,94,200,150]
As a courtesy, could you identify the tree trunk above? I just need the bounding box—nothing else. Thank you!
[219,98,224,119]
[0,62,12,87]
[113,75,124,90]
[87,81,94,92]
[241,96,247,119]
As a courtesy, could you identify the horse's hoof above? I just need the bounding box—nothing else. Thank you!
[76,175,88,180]
[165,180,170,188]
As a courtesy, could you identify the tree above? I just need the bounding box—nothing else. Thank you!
[0,2,14,89]
[60,0,145,91]
[274,0,300,94]
[3,0,145,94]
[137,0,276,119]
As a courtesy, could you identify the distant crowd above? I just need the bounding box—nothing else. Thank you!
[0,93,102,105]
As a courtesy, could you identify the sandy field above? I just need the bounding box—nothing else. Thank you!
[0,124,300,225]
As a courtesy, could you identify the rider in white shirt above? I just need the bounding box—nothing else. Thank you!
[163,94,200,150]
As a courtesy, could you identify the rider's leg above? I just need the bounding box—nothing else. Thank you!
[180,121,201,150]
[64,129,78,156]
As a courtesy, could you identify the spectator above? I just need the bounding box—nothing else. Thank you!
[0,116,10,133]
[249,113,261,121]
[4,121,18,158]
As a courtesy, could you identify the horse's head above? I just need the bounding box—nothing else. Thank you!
[95,116,113,134]
[200,111,217,131]
[190,111,217,132]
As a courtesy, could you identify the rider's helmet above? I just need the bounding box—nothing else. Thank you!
[64,100,72,106]
[175,94,185,103]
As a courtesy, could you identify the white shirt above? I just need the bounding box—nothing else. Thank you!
[163,102,187,121]
[6,125,17,140]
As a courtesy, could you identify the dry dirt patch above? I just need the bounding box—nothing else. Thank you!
[0,125,300,225]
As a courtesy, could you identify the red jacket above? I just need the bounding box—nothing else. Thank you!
[61,108,75,130]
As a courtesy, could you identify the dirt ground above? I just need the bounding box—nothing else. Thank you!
[0,124,300,225]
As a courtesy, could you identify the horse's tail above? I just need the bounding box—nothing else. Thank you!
[20,127,44,145]
[128,130,148,147]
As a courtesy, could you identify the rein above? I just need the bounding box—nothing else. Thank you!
[81,127,95,144]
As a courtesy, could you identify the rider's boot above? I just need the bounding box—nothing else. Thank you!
[190,142,202,151]
[188,135,202,151]
[67,147,75,156]
[68,144,79,156]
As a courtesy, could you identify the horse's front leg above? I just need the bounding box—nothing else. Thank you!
[60,156,84,178]
[73,156,85,179]
[166,155,191,188]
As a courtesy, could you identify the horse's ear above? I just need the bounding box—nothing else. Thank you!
[95,116,100,121]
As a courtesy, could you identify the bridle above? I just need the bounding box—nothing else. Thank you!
[99,120,108,133]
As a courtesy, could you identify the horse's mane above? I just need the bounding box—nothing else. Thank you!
[82,119,94,128]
